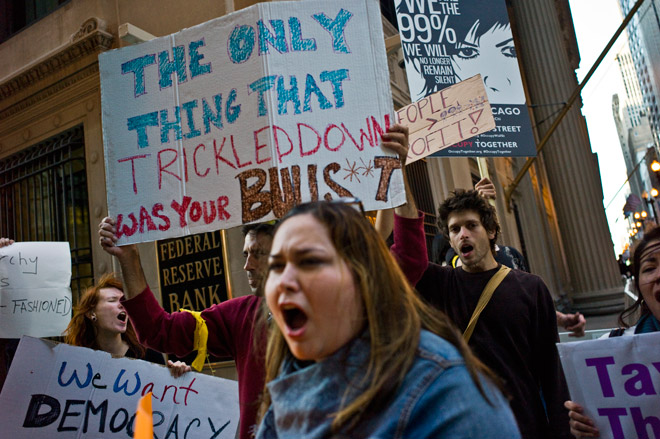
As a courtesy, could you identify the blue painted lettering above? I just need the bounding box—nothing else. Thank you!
[57,362,93,388]
[258,20,288,55]
[289,17,316,52]
[158,45,188,89]
[188,39,212,78]
[113,369,141,396]
[313,9,353,54]
[121,54,156,97]
[160,107,183,144]
[228,25,256,64]
[277,76,301,115]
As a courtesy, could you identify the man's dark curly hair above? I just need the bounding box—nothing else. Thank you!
[437,189,500,252]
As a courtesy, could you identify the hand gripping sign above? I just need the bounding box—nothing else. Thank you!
[557,332,660,439]
[395,75,495,164]
[99,0,405,245]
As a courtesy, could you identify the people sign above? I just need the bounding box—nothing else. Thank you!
[396,75,495,164]
[0,337,239,438]
[99,0,404,245]
[557,332,660,439]
[0,242,71,338]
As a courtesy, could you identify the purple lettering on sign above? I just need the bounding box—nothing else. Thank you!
[586,356,616,397]
[597,407,627,439]
[631,407,660,439]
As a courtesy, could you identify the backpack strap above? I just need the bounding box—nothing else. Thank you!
[463,265,511,343]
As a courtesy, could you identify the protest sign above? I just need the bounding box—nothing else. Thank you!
[157,230,228,314]
[557,332,660,439]
[394,0,536,157]
[396,75,495,164]
[100,0,404,246]
[0,242,71,338]
[0,336,239,438]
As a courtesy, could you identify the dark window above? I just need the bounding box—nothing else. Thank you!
[380,0,399,29]
[0,0,69,44]
[0,125,93,299]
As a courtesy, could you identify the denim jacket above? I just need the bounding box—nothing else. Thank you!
[256,330,521,439]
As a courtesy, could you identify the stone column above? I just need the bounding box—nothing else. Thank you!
[510,0,624,313]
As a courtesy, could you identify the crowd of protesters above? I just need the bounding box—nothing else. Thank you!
[4,125,660,438]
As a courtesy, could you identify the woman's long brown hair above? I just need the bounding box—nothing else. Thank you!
[258,201,497,434]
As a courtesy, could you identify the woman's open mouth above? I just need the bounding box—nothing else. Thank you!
[282,305,308,336]
[117,311,127,322]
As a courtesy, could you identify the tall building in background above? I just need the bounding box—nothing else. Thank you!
[613,48,655,200]
[619,0,660,149]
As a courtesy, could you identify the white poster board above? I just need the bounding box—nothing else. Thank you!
[0,242,71,338]
[557,332,660,439]
[100,0,403,245]
[0,337,239,438]
[396,75,495,164]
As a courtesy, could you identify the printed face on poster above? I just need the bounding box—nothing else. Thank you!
[394,0,536,157]
[0,337,240,438]
[100,0,404,246]
[0,242,72,338]
[557,332,660,439]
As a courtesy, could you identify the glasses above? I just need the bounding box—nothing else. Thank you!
[329,197,365,216]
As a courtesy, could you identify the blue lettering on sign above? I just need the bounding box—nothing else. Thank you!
[226,89,241,123]
[188,39,212,78]
[160,107,183,144]
[289,17,316,52]
[127,112,158,148]
[121,54,156,97]
[202,94,224,133]
[277,76,301,115]
[249,76,277,117]
[127,91,242,148]
[58,362,93,388]
[159,45,188,89]
[313,9,353,54]
[181,101,202,139]
[228,25,256,64]
[304,73,332,112]
[258,19,288,55]
[113,369,141,396]
[321,69,349,108]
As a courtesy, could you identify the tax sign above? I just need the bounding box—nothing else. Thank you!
[558,332,660,439]
[0,337,239,438]
[99,0,404,245]
[396,75,495,164]
[0,242,71,338]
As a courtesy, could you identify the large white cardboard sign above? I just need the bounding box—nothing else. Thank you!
[0,242,71,338]
[557,332,660,439]
[0,337,240,438]
[396,75,495,164]
[100,0,403,245]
